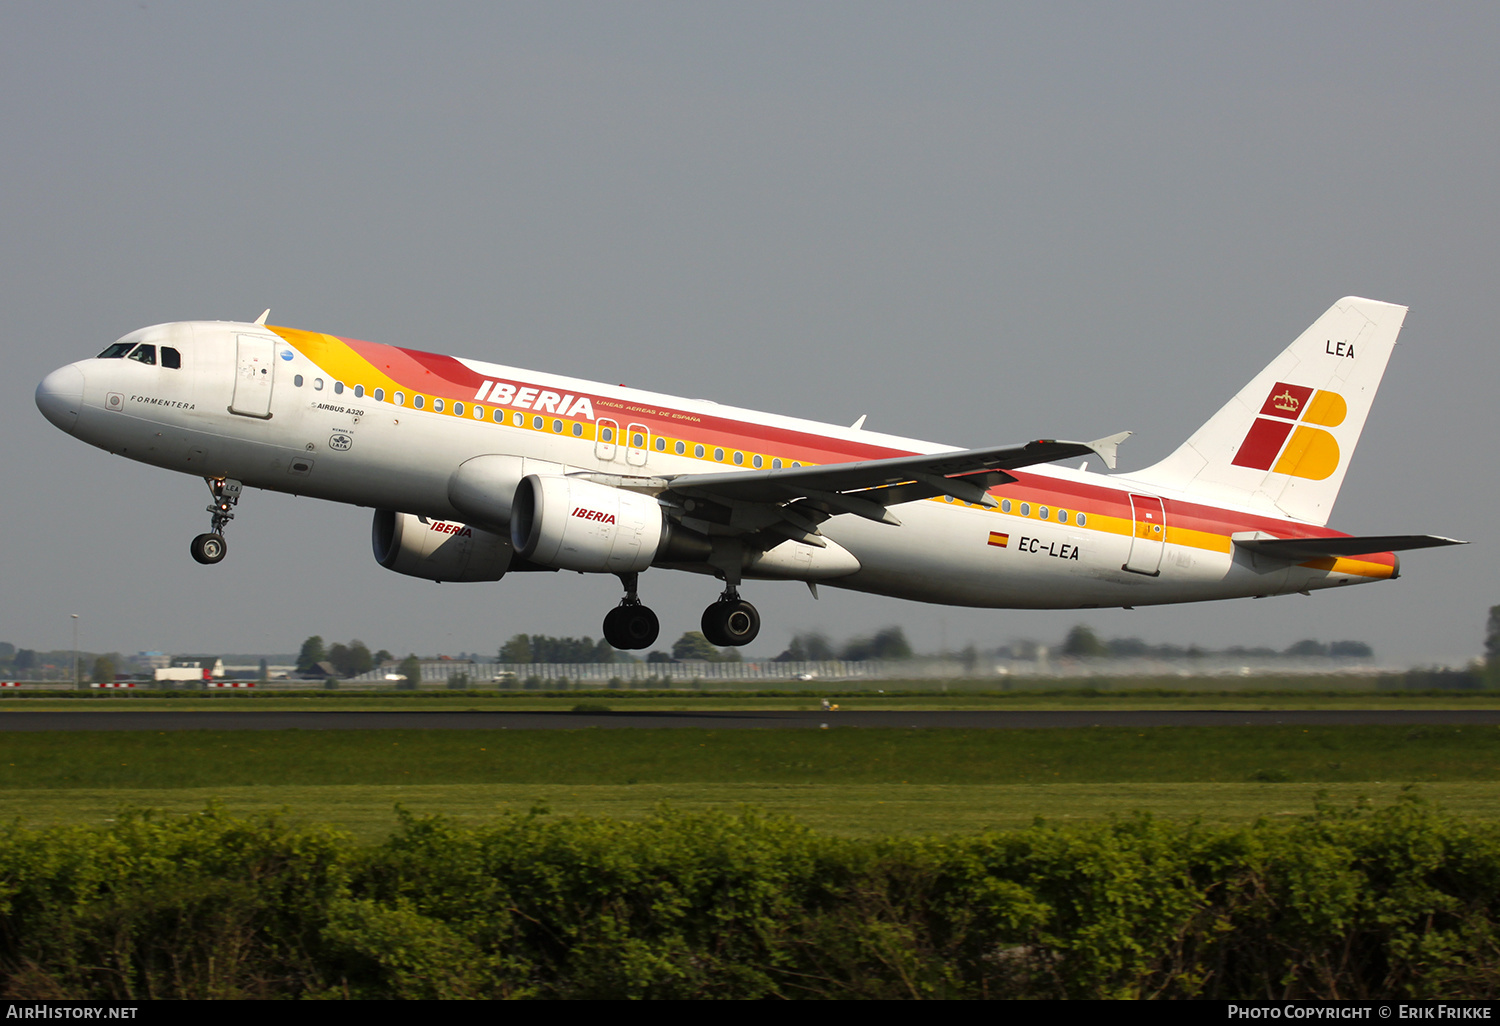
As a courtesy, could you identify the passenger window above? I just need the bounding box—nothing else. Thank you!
[1039,506,1049,520]
[655,436,666,451]
[354,384,365,398]
[600,426,614,443]
[532,415,543,429]
[632,432,645,447]
[314,378,324,390]
[334,381,345,395]
[694,444,705,458]
[1001,499,1011,513]
[294,374,304,388]
[1020,503,1030,516]
[733,452,744,465]
[453,402,463,416]
[714,448,724,462]
[160,347,181,369]
[374,388,385,402]
[512,412,523,426]
[432,398,443,412]
[1058,510,1069,524]
[97,342,135,359]
[1077,513,1088,526]
[553,420,563,433]
[772,458,782,469]
[413,395,424,409]
[394,392,404,406]
[674,440,685,455]
[572,423,583,436]
[128,344,156,366]
[752,454,763,468]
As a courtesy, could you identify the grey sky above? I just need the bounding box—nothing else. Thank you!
[3,2,1495,665]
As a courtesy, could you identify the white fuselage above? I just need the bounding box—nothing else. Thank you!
[36,319,1397,611]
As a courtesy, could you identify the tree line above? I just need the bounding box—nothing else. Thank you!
[1053,624,1375,660]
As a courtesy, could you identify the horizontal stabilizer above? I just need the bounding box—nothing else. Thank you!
[1231,532,1466,562]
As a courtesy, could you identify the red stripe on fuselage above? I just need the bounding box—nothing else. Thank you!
[322,333,1383,563]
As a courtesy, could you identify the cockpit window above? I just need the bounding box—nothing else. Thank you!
[98,342,136,359]
[127,344,156,366]
[161,347,181,369]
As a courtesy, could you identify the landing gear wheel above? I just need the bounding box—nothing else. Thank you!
[701,599,760,647]
[190,533,227,565]
[603,605,660,650]
[621,606,659,649]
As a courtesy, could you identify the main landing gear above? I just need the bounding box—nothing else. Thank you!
[190,477,242,566]
[602,572,660,650]
[701,586,760,647]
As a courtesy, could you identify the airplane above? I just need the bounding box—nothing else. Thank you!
[34,296,1462,651]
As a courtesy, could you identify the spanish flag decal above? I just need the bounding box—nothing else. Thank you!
[988,532,1009,548]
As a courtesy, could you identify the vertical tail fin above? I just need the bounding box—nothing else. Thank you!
[1128,297,1407,526]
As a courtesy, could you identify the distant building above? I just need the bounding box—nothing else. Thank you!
[158,656,225,680]
[137,651,171,671]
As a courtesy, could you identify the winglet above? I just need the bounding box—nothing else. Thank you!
[1086,431,1132,471]
[254,309,271,326]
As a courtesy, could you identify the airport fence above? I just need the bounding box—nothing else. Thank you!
[342,659,890,686]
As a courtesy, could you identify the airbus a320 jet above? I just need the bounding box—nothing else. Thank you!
[35,296,1461,650]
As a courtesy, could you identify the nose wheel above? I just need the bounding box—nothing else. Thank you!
[701,589,760,647]
[602,572,660,650]
[190,533,227,565]
[190,477,242,566]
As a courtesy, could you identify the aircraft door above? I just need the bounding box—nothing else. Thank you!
[595,418,619,461]
[230,335,275,418]
[1123,493,1166,576]
[625,423,649,467]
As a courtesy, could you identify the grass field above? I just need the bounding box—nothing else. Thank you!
[4,724,1500,787]
[0,781,1492,845]
[3,686,1500,712]
[1,723,1497,842]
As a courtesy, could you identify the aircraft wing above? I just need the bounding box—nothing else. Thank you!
[1231,533,1467,562]
[663,433,1130,527]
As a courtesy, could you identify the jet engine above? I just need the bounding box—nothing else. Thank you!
[447,454,563,532]
[510,475,665,573]
[371,509,512,582]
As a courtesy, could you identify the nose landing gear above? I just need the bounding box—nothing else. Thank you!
[190,477,242,566]
[602,572,660,650]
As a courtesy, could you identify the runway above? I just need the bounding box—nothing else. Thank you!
[0,709,1498,731]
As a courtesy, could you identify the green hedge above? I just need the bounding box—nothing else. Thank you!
[1,797,1497,999]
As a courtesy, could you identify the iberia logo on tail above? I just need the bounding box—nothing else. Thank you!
[1231,381,1347,480]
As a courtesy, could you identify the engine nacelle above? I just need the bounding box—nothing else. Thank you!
[447,454,564,532]
[510,475,665,573]
[372,509,512,582]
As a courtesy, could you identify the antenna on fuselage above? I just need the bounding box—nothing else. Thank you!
[254,309,270,326]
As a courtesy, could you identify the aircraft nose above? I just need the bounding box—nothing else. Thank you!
[36,364,85,434]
